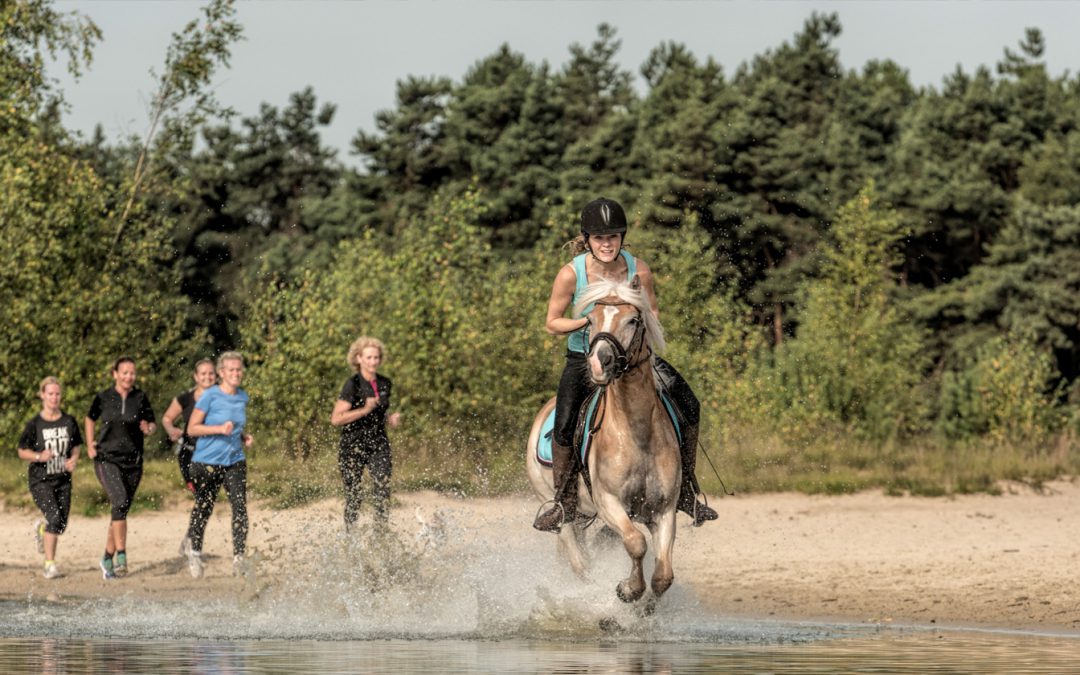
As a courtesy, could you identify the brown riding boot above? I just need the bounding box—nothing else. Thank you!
[676,424,718,526]
[533,441,579,532]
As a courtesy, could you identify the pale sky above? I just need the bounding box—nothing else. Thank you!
[52,1,1080,166]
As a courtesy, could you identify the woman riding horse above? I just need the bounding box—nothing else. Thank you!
[532,197,718,533]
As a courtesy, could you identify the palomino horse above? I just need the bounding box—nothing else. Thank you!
[526,275,681,604]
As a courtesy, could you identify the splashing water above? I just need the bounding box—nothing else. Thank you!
[1,505,857,644]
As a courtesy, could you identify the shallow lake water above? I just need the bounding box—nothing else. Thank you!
[1,598,1076,673]
[1,523,1075,672]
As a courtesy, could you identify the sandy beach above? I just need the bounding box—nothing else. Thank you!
[2,481,1078,635]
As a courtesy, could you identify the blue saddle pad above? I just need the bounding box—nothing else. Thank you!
[537,390,682,466]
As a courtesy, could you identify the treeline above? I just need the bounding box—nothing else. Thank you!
[3,1,1078,494]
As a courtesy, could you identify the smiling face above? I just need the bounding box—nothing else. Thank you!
[113,361,136,392]
[357,346,383,376]
[40,382,62,413]
[218,358,244,389]
[587,233,623,263]
[193,362,217,390]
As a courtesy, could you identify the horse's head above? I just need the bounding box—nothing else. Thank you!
[575,275,665,386]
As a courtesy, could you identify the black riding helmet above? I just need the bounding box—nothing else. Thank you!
[580,197,628,236]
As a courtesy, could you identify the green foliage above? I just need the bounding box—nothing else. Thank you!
[763,184,929,440]
[6,4,1080,502]
[938,332,1065,444]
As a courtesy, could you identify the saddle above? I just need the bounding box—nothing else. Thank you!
[536,388,683,468]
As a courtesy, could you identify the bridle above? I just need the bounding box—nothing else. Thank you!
[586,299,651,380]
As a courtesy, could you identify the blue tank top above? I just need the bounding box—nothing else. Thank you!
[566,250,637,354]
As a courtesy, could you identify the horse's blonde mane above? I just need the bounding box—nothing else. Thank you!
[574,278,666,356]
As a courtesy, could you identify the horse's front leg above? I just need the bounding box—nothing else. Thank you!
[649,506,677,598]
[596,493,646,603]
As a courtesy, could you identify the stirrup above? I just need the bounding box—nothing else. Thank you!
[688,494,718,527]
[532,499,567,532]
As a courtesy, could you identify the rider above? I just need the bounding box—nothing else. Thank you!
[532,197,719,533]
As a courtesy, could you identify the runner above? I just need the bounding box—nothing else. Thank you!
[85,357,156,579]
[181,351,253,578]
[330,336,402,531]
[161,359,217,493]
[17,376,82,579]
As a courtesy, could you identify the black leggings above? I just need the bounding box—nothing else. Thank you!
[176,440,195,485]
[30,477,72,534]
[186,461,248,555]
[553,353,699,448]
[94,460,142,521]
[339,443,392,525]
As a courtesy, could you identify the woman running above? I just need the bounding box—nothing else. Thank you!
[161,359,217,493]
[181,351,253,578]
[18,376,83,579]
[85,357,156,579]
[330,336,402,531]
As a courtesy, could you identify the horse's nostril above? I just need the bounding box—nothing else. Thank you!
[599,351,613,367]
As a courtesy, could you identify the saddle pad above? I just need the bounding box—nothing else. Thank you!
[536,390,682,466]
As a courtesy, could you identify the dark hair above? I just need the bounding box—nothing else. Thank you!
[111,356,136,372]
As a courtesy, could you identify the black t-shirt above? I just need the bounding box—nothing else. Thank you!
[176,389,196,446]
[87,387,156,467]
[18,412,83,484]
[338,373,392,451]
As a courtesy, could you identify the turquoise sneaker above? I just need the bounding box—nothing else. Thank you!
[113,551,127,577]
[99,555,116,580]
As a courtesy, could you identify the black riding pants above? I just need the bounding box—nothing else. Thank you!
[553,353,699,448]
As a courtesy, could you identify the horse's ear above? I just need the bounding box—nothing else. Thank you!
[630,274,641,290]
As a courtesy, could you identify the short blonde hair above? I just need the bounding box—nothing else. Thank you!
[216,351,244,371]
[39,376,60,394]
[347,336,386,373]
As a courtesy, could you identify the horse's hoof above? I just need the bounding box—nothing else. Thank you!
[598,617,623,633]
[616,581,644,603]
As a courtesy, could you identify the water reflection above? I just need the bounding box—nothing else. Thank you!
[0,633,1078,674]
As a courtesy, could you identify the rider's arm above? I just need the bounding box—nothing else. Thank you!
[636,259,660,320]
[545,264,589,335]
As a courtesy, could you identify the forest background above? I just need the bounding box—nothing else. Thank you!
[2,0,1078,513]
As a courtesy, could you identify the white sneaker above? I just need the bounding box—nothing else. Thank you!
[179,536,192,557]
[33,519,45,554]
[187,550,204,579]
[232,554,248,577]
[43,561,61,579]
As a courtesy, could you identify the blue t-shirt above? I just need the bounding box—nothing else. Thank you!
[191,385,249,466]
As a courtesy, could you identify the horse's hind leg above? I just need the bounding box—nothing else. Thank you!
[598,496,646,603]
[556,523,589,579]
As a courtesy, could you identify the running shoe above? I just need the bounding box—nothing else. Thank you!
[187,551,204,579]
[43,561,61,579]
[113,551,127,577]
[33,519,45,554]
[179,536,193,558]
[232,554,249,577]
[99,555,117,580]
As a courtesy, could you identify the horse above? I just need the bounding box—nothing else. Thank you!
[526,275,681,604]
